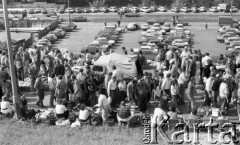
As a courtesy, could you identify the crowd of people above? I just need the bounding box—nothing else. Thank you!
[0,37,239,127]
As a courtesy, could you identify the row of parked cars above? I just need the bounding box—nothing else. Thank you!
[131,20,192,60]
[35,22,77,49]
[216,26,240,51]
[26,5,239,14]
[81,26,123,54]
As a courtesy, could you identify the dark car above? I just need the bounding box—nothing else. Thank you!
[42,9,48,14]
[191,7,200,13]
[171,7,180,13]
[71,16,87,22]
[125,13,140,17]
[147,19,165,25]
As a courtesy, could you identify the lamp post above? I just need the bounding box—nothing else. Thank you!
[68,0,71,23]
[2,0,21,119]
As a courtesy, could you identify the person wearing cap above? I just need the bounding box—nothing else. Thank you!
[212,74,222,106]
[107,76,118,108]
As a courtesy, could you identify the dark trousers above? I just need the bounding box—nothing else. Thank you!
[203,90,211,106]
[16,67,24,81]
[49,89,55,106]
[213,91,219,105]
[110,90,117,108]
[37,89,45,106]
[179,83,185,105]
[56,110,69,120]
[220,98,227,111]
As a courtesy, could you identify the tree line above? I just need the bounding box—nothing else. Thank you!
[83,0,240,8]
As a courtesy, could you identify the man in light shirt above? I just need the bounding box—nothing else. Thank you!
[203,73,215,113]
[178,68,186,105]
[165,48,174,70]
[108,76,117,107]
[219,78,229,111]
[202,53,212,67]
[112,65,121,80]
[94,89,110,125]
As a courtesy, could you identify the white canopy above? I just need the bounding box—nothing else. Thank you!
[94,53,137,78]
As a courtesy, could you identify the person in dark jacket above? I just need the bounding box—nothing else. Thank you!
[53,60,65,77]
[135,79,148,112]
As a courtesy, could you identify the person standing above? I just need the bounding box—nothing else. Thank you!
[22,48,30,78]
[104,21,107,27]
[48,74,56,107]
[15,54,24,81]
[94,88,110,126]
[107,76,118,108]
[34,75,45,107]
[178,68,187,105]
[117,20,121,27]
[135,79,148,112]
[205,22,208,29]
[212,74,222,107]
[203,73,215,115]
[53,60,65,77]
[127,79,136,103]
[72,75,83,104]
[186,77,196,113]
[219,78,229,111]
[55,75,67,100]
[28,61,39,94]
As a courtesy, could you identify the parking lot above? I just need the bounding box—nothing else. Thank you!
[53,21,227,59]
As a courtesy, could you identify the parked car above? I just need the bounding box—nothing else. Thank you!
[60,23,77,32]
[191,7,200,13]
[109,6,118,12]
[125,13,140,17]
[146,19,165,25]
[75,8,82,13]
[133,46,158,60]
[171,7,180,13]
[172,39,189,47]
[129,7,140,13]
[158,6,167,12]
[152,23,161,30]
[229,41,240,48]
[162,22,171,32]
[142,29,158,37]
[140,7,152,13]
[54,29,66,37]
[216,34,233,42]
[119,7,130,13]
[59,8,65,14]
[46,11,57,17]
[37,39,52,48]
[42,9,48,14]
[199,6,207,12]
[180,7,191,13]
[90,7,98,13]
[99,7,109,13]
[141,23,150,31]
[71,16,87,22]
[230,6,238,12]
[176,20,189,26]
[65,8,75,13]
[81,45,100,54]
[35,8,42,13]
[28,9,35,14]
[82,8,90,13]
[150,6,158,12]
[127,23,140,31]
[225,37,240,45]
[209,6,218,12]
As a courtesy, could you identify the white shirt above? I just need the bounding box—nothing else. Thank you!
[107,79,117,95]
[1,101,10,110]
[166,50,173,61]
[219,82,229,98]
[205,77,214,92]
[178,72,186,84]
[180,50,190,58]
[79,109,90,120]
[55,104,67,114]
[151,108,168,126]
[77,73,85,83]
[1,55,6,65]
[118,81,126,91]
[162,78,171,90]
[97,94,110,112]
[202,56,212,66]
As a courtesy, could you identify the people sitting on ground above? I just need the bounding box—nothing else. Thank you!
[187,108,201,121]
[117,101,132,127]
[20,96,36,120]
[167,106,178,120]
[216,110,229,122]
[55,99,69,120]
[0,96,13,116]
[78,104,91,124]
